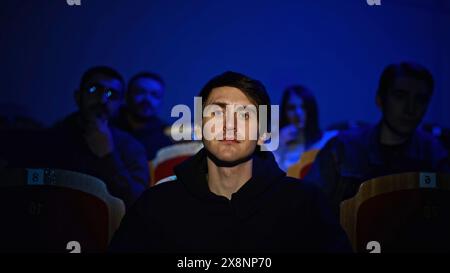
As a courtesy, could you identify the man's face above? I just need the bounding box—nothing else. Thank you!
[78,74,124,121]
[202,86,261,163]
[380,76,432,136]
[127,78,164,119]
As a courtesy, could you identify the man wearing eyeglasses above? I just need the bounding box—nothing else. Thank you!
[52,66,149,208]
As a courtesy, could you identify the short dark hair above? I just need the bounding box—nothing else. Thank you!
[128,72,165,91]
[79,66,125,89]
[377,62,434,100]
[198,71,271,109]
[280,85,322,145]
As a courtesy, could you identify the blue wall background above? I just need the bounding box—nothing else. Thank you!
[1,0,449,128]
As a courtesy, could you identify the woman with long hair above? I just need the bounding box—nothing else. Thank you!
[275,85,336,171]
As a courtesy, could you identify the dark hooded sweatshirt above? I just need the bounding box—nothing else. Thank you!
[109,148,351,253]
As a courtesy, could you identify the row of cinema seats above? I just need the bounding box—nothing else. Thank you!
[0,169,450,252]
[1,122,450,252]
[1,168,449,252]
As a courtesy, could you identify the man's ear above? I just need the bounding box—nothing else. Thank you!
[375,95,383,110]
[74,89,81,107]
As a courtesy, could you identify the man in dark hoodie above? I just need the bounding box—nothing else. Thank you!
[109,71,351,253]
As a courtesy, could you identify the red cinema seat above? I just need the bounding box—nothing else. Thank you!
[340,172,450,253]
[0,168,125,253]
[149,142,203,186]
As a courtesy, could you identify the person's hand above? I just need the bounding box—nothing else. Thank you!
[83,117,115,158]
[279,124,300,146]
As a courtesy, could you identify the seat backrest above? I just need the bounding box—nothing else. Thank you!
[287,149,319,179]
[0,168,125,252]
[286,130,337,179]
[340,172,450,252]
[150,142,203,186]
[0,185,109,252]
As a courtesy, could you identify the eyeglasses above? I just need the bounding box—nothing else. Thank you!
[84,84,121,101]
